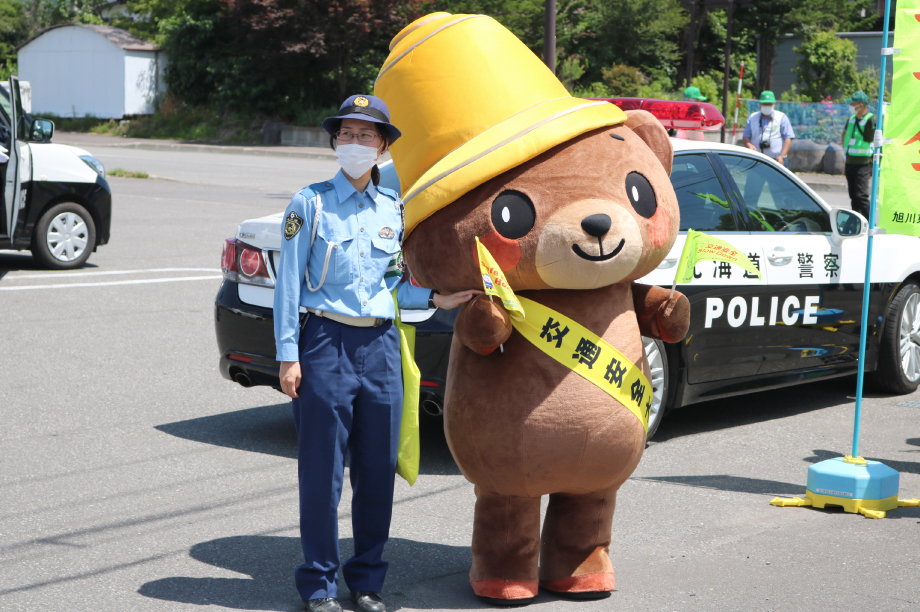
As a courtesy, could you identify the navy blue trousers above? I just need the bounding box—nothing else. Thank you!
[292,315,403,601]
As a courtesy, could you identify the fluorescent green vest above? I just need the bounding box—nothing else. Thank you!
[844,113,874,158]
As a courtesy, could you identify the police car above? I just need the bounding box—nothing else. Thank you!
[214,99,920,438]
[0,76,111,269]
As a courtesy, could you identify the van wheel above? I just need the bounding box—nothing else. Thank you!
[868,282,920,395]
[643,336,674,439]
[31,203,96,270]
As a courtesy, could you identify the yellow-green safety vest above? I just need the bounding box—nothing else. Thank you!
[844,113,874,158]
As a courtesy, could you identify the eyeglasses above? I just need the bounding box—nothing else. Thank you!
[335,130,380,143]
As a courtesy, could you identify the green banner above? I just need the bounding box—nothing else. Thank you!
[879,0,920,237]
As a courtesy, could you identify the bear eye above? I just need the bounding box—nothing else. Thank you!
[491,190,535,239]
[625,172,657,219]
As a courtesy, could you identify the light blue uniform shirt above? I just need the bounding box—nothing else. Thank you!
[743,110,795,159]
[273,170,431,362]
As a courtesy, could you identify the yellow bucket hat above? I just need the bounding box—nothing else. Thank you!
[375,12,627,236]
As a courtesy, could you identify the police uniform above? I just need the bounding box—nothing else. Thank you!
[273,98,431,608]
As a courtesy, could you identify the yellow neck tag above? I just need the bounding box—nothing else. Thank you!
[512,296,652,432]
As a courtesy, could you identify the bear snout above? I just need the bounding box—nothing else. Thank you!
[535,199,644,289]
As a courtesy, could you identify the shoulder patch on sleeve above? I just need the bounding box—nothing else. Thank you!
[308,181,335,194]
[284,211,304,240]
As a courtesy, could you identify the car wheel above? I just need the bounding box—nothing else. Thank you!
[868,281,920,395]
[31,202,96,270]
[643,336,673,439]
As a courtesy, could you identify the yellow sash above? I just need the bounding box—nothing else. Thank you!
[511,296,652,432]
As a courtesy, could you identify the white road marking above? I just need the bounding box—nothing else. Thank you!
[4,268,219,280]
[0,276,222,291]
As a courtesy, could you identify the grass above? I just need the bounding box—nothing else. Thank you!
[108,168,149,179]
[42,97,265,144]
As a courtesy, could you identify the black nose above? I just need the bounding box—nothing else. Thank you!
[581,214,611,238]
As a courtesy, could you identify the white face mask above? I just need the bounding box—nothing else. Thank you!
[336,144,380,179]
[760,104,774,117]
[849,104,860,116]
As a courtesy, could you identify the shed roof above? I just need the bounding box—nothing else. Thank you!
[17,23,159,52]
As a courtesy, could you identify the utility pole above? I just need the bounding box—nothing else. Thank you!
[720,0,734,143]
[544,0,556,74]
[685,0,698,87]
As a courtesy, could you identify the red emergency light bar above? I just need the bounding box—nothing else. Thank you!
[590,98,726,131]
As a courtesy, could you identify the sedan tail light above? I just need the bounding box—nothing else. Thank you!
[221,238,274,287]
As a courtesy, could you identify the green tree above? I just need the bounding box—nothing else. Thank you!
[793,30,857,101]
[734,0,874,94]
[0,0,30,79]
[601,64,644,97]
[427,0,545,55]
[563,0,687,88]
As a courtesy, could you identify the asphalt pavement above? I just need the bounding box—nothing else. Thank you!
[0,139,917,612]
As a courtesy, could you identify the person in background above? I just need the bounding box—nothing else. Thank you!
[274,94,480,612]
[742,91,794,167]
[674,86,707,141]
[841,90,875,220]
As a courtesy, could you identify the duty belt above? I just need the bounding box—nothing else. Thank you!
[306,307,384,328]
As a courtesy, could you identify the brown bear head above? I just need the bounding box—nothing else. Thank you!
[403,110,679,293]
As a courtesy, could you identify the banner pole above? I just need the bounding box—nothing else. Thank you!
[851,0,892,459]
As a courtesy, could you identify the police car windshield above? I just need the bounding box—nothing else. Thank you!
[721,154,831,233]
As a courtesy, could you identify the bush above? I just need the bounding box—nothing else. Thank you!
[601,64,645,97]
[793,31,857,101]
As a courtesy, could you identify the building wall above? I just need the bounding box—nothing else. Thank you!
[18,26,124,118]
[124,50,165,115]
[773,32,895,100]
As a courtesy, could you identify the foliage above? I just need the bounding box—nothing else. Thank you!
[793,30,857,101]
[0,0,29,77]
[108,168,149,178]
[778,84,811,103]
[557,55,586,93]
[427,0,545,54]
[600,64,644,98]
[734,0,876,93]
[564,0,687,87]
[849,65,890,103]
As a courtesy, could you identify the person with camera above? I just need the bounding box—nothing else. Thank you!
[742,91,795,166]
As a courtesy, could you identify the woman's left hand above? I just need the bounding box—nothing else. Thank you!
[433,289,483,310]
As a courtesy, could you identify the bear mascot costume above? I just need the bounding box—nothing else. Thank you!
[375,13,691,605]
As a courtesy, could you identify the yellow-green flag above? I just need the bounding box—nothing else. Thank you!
[674,229,762,285]
[878,0,920,237]
[476,237,525,320]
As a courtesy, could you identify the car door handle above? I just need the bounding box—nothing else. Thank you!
[767,250,794,261]
[657,258,678,269]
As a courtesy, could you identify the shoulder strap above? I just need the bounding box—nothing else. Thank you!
[305,191,334,293]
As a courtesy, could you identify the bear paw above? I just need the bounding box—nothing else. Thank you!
[471,579,538,606]
[539,573,615,600]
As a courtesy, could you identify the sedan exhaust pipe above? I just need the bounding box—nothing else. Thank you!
[421,399,443,416]
[234,372,253,388]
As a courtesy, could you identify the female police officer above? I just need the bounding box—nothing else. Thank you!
[274,95,478,612]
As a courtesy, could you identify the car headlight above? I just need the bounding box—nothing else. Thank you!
[79,155,105,178]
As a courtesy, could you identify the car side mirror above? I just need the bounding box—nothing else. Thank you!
[29,118,54,142]
[830,208,867,245]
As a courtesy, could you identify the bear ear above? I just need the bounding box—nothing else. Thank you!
[624,110,673,176]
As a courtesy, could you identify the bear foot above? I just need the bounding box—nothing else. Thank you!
[540,573,615,599]
[471,579,538,606]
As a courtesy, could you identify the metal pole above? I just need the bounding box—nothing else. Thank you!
[543,0,556,74]
[852,0,892,459]
[685,0,697,87]
[721,0,733,143]
[732,60,745,142]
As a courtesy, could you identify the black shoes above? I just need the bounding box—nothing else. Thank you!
[306,598,342,612]
[352,591,386,612]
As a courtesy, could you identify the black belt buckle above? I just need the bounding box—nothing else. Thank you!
[374,318,383,327]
